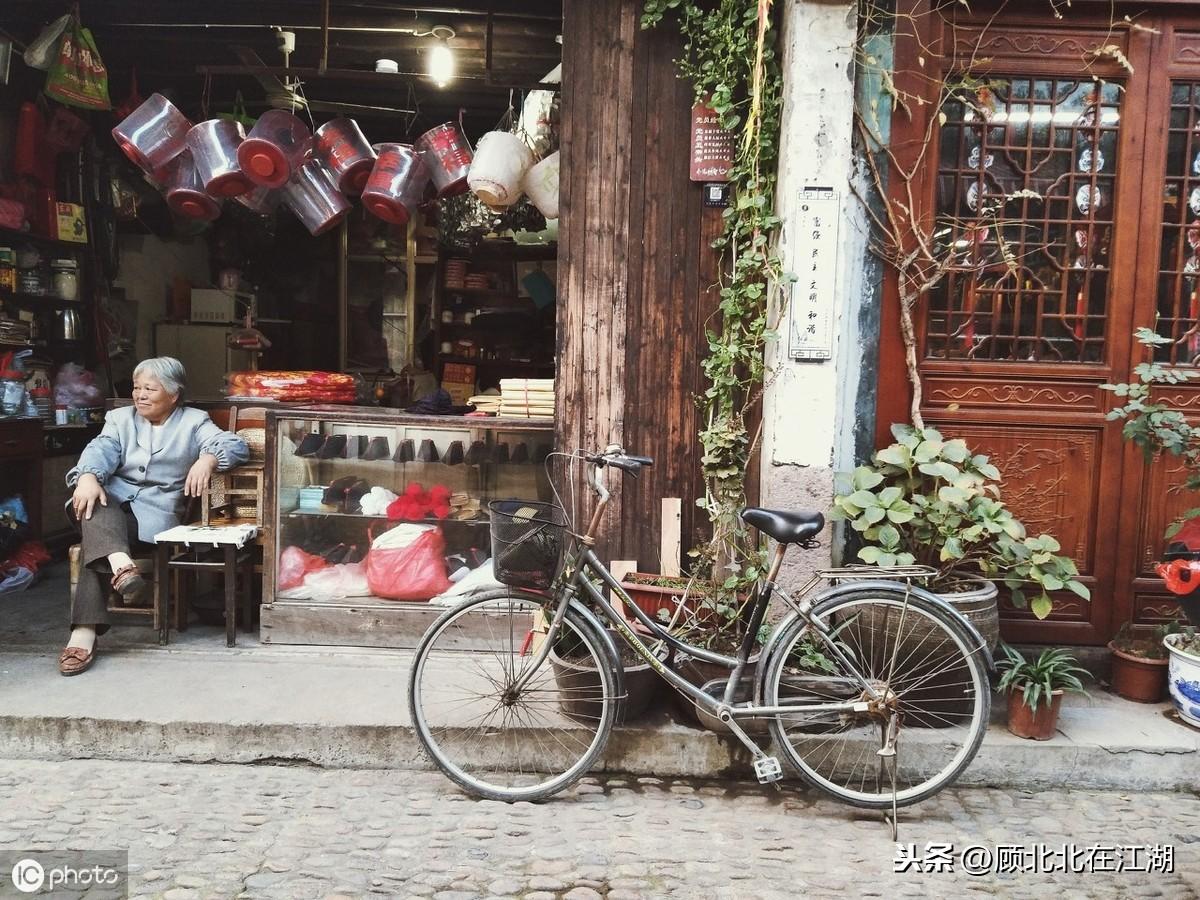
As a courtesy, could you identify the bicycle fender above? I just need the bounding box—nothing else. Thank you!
[761,579,997,677]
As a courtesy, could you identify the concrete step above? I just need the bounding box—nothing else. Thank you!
[1,642,1197,792]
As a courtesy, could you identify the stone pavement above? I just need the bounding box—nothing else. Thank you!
[0,759,1197,900]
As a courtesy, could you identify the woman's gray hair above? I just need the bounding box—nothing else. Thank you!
[133,357,188,400]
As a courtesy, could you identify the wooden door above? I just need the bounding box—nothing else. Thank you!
[876,4,1171,644]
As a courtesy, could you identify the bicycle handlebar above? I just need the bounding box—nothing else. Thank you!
[583,448,655,478]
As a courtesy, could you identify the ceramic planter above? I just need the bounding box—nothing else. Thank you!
[1006,688,1063,740]
[672,653,767,734]
[1108,642,1168,703]
[1163,633,1200,728]
[549,642,659,725]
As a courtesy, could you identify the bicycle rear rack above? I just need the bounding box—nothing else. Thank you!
[817,565,937,582]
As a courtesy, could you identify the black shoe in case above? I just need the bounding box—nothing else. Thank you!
[295,433,324,457]
[363,436,391,461]
[317,434,348,459]
[394,439,415,463]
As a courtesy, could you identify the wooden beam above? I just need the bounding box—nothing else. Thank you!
[660,498,682,577]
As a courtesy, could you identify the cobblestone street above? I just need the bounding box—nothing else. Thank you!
[0,760,1196,899]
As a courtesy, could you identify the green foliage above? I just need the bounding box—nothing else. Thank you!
[1103,328,1200,537]
[1169,626,1200,659]
[831,423,1090,619]
[1111,620,1183,661]
[995,643,1089,713]
[643,0,787,596]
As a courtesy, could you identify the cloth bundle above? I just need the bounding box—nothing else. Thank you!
[226,371,357,403]
[498,378,554,419]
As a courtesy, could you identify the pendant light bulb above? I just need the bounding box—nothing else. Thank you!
[429,40,454,88]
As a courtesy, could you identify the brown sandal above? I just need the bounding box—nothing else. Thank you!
[111,564,147,601]
[59,641,97,676]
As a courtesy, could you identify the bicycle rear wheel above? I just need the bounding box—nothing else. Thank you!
[762,588,989,809]
[408,589,618,802]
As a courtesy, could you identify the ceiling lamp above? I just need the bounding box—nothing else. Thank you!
[427,26,455,88]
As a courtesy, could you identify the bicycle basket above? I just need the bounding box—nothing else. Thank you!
[488,500,568,590]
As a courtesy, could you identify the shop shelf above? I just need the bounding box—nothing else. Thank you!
[0,226,85,253]
[1,292,84,309]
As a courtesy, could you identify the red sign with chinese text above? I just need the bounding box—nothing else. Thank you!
[689,104,734,182]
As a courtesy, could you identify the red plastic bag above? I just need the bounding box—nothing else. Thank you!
[365,524,451,601]
[278,545,329,591]
[2,541,50,574]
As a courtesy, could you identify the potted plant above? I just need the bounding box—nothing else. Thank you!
[1108,621,1178,703]
[995,644,1090,740]
[831,423,1091,638]
[1163,626,1200,728]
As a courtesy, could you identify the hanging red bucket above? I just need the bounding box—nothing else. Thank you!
[235,184,283,217]
[414,122,473,198]
[164,151,221,222]
[112,93,192,179]
[313,118,377,195]
[361,143,430,225]
[282,159,351,236]
[186,119,254,198]
[237,110,312,189]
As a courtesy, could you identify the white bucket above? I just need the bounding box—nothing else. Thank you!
[467,131,533,207]
[523,151,559,219]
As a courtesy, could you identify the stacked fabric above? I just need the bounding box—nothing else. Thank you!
[467,391,502,415]
[498,379,554,419]
[226,371,357,403]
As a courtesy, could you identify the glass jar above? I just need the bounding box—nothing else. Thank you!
[0,248,14,295]
[51,259,79,301]
[17,266,43,295]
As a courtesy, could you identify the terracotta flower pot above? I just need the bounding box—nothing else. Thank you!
[549,643,659,725]
[1006,688,1063,740]
[1108,642,1168,703]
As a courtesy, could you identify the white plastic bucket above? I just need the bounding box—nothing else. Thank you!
[282,159,351,235]
[522,151,559,219]
[112,93,192,180]
[467,131,533,207]
[186,119,254,198]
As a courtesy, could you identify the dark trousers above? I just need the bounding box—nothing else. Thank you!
[68,501,148,635]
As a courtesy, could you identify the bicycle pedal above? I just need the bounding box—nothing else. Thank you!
[753,756,783,784]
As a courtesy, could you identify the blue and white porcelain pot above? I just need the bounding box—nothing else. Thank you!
[1163,633,1200,728]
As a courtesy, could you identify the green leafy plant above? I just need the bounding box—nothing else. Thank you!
[1170,626,1200,658]
[1103,327,1200,537]
[642,1,788,599]
[1110,620,1183,662]
[831,423,1090,619]
[995,643,1089,713]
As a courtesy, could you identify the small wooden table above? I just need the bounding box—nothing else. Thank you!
[154,525,259,647]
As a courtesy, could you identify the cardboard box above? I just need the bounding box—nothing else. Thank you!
[189,289,237,323]
[55,202,87,243]
[441,362,476,405]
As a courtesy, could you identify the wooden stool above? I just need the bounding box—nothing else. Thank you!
[153,525,259,647]
[202,464,266,527]
[69,544,168,644]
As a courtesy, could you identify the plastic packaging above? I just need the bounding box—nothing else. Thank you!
[523,150,560,219]
[164,151,221,221]
[414,122,473,198]
[468,131,533,207]
[185,119,254,198]
[278,545,330,591]
[23,15,70,70]
[111,93,192,180]
[234,185,283,216]
[364,524,452,600]
[53,362,106,408]
[313,118,377,195]
[281,159,351,236]
[362,143,429,225]
[238,110,312,189]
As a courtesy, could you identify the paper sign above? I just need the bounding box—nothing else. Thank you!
[788,187,840,361]
[690,104,734,183]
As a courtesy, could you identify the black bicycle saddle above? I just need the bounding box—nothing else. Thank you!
[740,507,825,544]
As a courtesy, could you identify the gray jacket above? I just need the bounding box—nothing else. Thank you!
[66,405,250,543]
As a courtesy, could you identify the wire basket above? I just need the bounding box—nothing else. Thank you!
[488,500,568,590]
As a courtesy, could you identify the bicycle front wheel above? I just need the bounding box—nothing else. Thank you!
[762,589,990,809]
[408,589,618,802]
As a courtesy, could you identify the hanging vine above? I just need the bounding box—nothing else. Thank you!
[642,0,787,583]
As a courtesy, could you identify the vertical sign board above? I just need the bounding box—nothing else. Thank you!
[690,104,734,182]
[788,187,840,361]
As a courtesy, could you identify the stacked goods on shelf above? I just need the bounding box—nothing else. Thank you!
[467,391,502,414]
[498,378,554,419]
[443,258,468,289]
[226,370,357,403]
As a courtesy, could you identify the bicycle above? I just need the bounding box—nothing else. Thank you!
[407,446,994,810]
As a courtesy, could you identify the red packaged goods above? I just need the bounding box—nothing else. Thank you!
[226,371,358,402]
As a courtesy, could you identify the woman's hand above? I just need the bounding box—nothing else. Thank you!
[72,473,107,520]
[185,453,219,498]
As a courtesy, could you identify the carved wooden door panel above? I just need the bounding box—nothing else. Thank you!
[879,10,1159,644]
[1115,19,1200,631]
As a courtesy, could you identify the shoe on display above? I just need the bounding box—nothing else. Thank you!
[363,436,391,461]
[491,442,510,464]
[510,442,529,464]
[349,435,368,459]
[417,438,440,463]
[322,475,358,506]
[394,439,416,463]
[317,434,348,459]
[444,440,464,465]
[295,432,324,457]
[464,440,489,466]
[345,478,372,512]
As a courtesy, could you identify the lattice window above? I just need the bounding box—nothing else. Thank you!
[925,78,1122,363]
[1153,82,1200,366]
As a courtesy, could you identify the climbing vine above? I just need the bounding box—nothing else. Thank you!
[642,0,787,582]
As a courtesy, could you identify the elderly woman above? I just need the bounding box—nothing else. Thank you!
[59,357,249,675]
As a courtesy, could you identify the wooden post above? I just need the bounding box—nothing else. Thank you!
[660,498,682,577]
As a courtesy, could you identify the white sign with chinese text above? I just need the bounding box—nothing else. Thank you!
[788,187,840,361]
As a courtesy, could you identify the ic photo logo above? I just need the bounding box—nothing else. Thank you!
[6,855,125,895]
[10,859,43,894]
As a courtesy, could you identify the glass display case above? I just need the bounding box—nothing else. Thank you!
[262,405,554,648]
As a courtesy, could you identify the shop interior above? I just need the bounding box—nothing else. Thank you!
[0,1,564,637]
